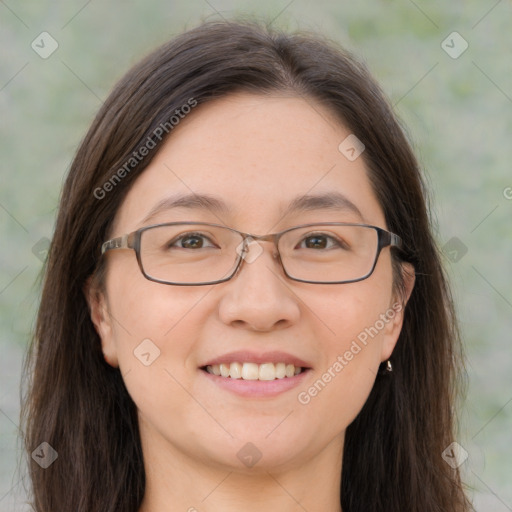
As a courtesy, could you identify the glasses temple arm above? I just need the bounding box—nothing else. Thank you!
[101,234,130,255]
[389,232,403,249]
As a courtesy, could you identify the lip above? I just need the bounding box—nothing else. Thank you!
[200,350,312,369]
[200,366,312,398]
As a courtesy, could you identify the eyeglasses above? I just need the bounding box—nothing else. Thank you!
[101,222,402,286]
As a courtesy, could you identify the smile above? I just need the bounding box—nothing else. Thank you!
[204,362,305,380]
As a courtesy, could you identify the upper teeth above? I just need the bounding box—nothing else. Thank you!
[205,362,303,380]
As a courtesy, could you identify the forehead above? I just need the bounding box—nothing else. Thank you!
[113,92,386,233]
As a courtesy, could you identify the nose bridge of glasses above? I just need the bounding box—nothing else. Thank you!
[235,232,282,267]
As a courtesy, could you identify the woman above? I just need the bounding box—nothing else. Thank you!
[21,20,473,511]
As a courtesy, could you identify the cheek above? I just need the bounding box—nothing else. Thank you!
[296,273,393,425]
[107,261,205,347]
[105,266,209,392]
[314,265,393,354]
[105,276,210,436]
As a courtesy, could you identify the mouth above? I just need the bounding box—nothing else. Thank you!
[199,350,313,397]
[200,362,308,381]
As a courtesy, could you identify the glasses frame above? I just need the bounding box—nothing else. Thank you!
[101,221,403,286]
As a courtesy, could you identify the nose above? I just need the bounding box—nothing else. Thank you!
[217,239,301,331]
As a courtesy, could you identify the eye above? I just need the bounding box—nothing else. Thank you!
[297,233,347,250]
[168,232,217,249]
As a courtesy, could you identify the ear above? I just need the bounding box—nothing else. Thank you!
[380,262,416,361]
[83,275,119,368]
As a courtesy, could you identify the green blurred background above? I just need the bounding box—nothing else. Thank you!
[1,1,511,510]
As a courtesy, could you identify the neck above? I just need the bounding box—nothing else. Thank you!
[137,426,344,512]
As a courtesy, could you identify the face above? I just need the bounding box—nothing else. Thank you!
[88,92,414,476]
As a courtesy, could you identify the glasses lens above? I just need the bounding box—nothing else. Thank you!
[279,224,378,283]
[140,224,241,284]
[139,223,379,284]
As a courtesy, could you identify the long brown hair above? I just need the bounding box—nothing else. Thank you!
[21,19,473,511]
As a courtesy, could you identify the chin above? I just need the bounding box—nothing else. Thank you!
[202,428,315,473]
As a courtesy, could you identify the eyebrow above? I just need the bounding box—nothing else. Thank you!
[140,191,364,225]
[141,193,232,224]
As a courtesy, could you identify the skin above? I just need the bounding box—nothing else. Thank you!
[87,92,415,512]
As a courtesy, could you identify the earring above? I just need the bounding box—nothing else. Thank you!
[378,359,393,376]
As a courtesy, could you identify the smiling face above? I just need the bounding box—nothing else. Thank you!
[87,92,414,479]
